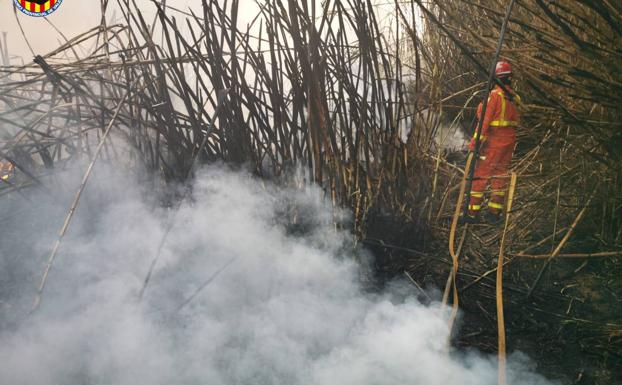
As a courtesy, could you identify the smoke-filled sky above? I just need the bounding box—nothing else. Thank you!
[0,0,262,60]
[0,161,557,385]
[0,0,414,62]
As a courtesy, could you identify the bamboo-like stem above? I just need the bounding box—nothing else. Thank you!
[31,89,130,313]
[526,188,597,298]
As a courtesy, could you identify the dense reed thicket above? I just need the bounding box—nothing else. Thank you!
[0,0,620,383]
[1,0,444,238]
[412,1,622,383]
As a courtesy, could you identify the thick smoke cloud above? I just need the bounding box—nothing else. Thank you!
[0,163,556,385]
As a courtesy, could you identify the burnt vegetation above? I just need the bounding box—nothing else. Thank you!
[0,0,621,383]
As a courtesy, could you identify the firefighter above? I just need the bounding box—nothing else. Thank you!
[464,60,520,223]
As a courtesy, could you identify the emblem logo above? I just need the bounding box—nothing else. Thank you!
[14,0,63,17]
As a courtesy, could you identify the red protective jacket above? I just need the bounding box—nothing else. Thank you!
[469,85,520,150]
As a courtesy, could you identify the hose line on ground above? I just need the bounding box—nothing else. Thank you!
[443,152,473,335]
[497,172,518,385]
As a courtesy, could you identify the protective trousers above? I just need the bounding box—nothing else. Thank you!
[468,130,515,216]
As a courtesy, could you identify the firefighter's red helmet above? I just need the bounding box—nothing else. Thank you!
[495,60,512,77]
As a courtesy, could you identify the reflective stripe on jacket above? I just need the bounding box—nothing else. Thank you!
[474,85,520,142]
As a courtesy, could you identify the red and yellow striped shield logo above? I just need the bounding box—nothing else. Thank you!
[14,0,63,17]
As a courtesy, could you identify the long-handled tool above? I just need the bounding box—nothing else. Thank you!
[441,0,518,347]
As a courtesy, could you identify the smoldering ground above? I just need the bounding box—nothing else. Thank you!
[0,163,556,385]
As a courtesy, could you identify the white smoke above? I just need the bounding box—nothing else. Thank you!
[0,163,556,385]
